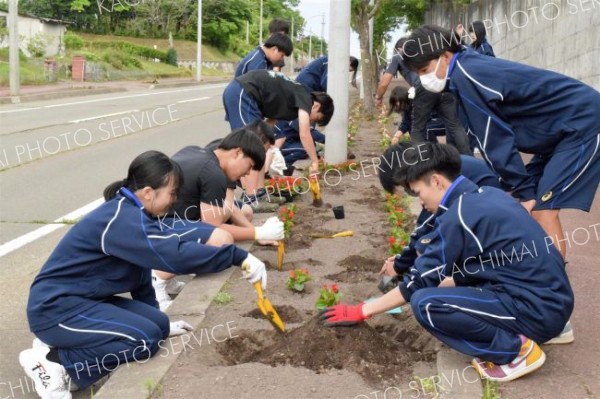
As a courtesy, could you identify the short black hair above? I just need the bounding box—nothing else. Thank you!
[268,18,290,35]
[246,120,275,146]
[311,91,334,127]
[378,142,461,194]
[264,32,293,56]
[403,25,462,71]
[349,56,359,72]
[218,127,266,171]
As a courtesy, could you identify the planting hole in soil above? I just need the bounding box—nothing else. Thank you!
[243,305,304,324]
[326,255,381,283]
[217,317,424,388]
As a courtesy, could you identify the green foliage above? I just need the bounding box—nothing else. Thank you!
[482,379,501,399]
[315,284,342,310]
[214,291,233,305]
[27,34,47,58]
[101,49,141,69]
[286,268,311,293]
[19,0,305,56]
[165,47,178,66]
[64,32,84,50]
[88,41,167,62]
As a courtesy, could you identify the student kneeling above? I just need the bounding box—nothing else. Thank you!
[320,143,574,382]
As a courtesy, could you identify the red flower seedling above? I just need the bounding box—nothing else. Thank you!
[315,284,343,310]
[286,268,311,292]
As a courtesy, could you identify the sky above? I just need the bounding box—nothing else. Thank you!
[295,0,407,61]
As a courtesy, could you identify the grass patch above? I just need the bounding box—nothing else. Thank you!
[482,379,501,399]
[78,33,240,62]
[213,287,233,305]
[0,61,49,86]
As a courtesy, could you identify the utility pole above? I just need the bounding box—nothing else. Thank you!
[325,0,350,164]
[8,0,20,102]
[259,0,263,45]
[196,0,202,81]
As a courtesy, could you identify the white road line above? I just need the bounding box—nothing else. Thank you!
[41,86,226,109]
[176,97,211,104]
[0,84,227,115]
[69,109,139,124]
[0,198,104,258]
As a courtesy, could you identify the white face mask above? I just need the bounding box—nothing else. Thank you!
[420,57,448,93]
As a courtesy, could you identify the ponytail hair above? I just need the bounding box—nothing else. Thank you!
[103,150,183,201]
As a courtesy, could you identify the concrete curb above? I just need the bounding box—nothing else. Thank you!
[92,238,254,399]
[408,197,483,398]
[436,347,483,399]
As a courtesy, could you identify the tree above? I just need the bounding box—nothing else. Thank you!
[351,0,383,116]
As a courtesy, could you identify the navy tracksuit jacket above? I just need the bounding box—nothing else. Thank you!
[394,155,502,274]
[400,177,573,363]
[296,56,328,92]
[235,46,272,77]
[26,188,248,388]
[447,47,600,202]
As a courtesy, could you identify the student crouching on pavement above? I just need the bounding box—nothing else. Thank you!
[20,150,268,398]
[321,142,574,383]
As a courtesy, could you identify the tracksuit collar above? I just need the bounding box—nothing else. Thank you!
[440,175,467,208]
[118,187,144,209]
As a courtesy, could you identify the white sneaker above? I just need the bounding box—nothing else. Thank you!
[32,338,51,348]
[164,276,185,295]
[544,321,575,345]
[152,274,173,311]
[19,347,72,399]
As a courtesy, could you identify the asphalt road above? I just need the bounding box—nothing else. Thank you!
[0,83,230,244]
[0,83,232,398]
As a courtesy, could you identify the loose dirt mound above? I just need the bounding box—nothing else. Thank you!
[325,255,380,283]
[218,317,418,387]
[243,305,304,324]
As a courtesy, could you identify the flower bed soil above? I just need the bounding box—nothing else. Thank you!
[217,317,418,388]
[157,98,439,399]
[325,254,381,283]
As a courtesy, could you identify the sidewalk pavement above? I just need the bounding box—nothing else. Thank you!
[0,76,232,104]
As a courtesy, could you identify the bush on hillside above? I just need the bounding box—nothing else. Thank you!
[64,33,84,50]
[166,48,177,66]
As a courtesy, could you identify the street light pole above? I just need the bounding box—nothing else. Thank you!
[325,0,350,164]
[8,0,20,101]
[196,0,202,81]
[259,0,263,45]
[320,13,325,56]
[308,29,312,62]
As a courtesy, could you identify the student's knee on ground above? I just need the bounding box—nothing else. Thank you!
[241,204,253,222]
[207,227,234,246]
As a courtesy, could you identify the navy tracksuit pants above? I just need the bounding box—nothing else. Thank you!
[222,80,263,130]
[410,287,540,364]
[34,296,169,389]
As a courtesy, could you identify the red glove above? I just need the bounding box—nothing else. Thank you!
[319,303,367,327]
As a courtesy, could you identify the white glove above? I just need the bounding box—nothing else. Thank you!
[169,320,193,337]
[255,216,284,241]
[241,253,267,289]
[408,86,416,99]
[269,147,287,175]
